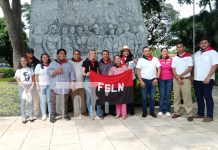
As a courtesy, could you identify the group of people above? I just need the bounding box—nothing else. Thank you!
[15,37,218,124]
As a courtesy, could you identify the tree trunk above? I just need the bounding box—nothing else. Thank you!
[0,0,25,68]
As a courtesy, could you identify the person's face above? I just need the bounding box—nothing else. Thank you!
[176,44,185,53]
[73,51,81,60]
[89,51,96,60]
[122,49,130,57]
[94,27,100,35]
[102,51,109,60]
[78,29,83,35]
[20,57,27,67]
[42,55,49,64]
[109,29,115,35]
[62,27,68,34]
[70,27,75,34]
[161,49,168,58]
[123,24,130,32]
[114,56,121,65]
[26,53,33,63]
[143,48,151,57]
[51,27,57,34]
[57,51,66,60]
[199,40,210,50]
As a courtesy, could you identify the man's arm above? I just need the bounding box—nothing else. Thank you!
[203,64,218,84]
[136,68,145,88]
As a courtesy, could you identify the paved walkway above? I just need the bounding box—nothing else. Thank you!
[1,87,218,150]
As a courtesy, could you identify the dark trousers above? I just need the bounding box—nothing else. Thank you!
[127,79,136,115]
[194,80,214,118]
[50,90,69,119]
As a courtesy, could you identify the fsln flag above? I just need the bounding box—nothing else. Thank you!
[90,70,133,105]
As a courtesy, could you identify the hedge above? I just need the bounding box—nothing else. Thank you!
[0,67,15,78]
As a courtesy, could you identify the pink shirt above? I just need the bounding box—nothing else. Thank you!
[108,65,129,76]
[159,58,173,80]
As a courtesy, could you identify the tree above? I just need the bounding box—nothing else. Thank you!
[169,10,218,52]
[178,0,217,12]
[141,1,179,46]
[0,0,26,68]
[0,17,13,66]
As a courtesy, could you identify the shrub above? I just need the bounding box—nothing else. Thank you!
[0,67,15,78]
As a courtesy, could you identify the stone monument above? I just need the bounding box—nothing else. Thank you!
[30,0,148,59]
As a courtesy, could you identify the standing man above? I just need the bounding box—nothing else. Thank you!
[193,38,218,122]
[70,49,88,117]
[25,48,40,119]
[171,42,194,121]
[47,49,76,123]
[98,50,115,116]
[136,47,161,118]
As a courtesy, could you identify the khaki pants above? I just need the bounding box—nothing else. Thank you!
[70,88,86,116]
[173,78,193,116]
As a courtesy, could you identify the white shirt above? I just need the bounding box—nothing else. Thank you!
[194,50,218,81]
[35,64,50,85]
[136,57,161,80]
[15,67,33,85]
[69,60,84,88]
[172,56,193,77]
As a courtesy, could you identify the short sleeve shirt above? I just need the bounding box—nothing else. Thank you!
[82,58,98,73]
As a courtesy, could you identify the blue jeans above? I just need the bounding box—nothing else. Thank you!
[158,80,173,113]
[84,77,103,117]
[141,78,156,113]
[39,85,51,116]
[18,85,33,118]
[194,80,214,118]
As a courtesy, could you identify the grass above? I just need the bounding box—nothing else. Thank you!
[0,82,20,116]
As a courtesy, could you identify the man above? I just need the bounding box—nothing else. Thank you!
[193,38,218,122]
[98,50,115,116]
[25,48,40,118]
[69,50,88,117]
[171,42,193,122]
[102,24,122,58]
[42,24,61,59]
[136,47,161,118]
[47,49,76,123]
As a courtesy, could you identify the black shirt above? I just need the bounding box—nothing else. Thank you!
[29,57,40,71]
[82,58,98,73]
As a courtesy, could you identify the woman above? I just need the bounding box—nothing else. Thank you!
[15,57,34,123]
[158,48,173,117]
[120,45,136,115]
[108,55,129,119]
[82,50,103,120]
[35,53,51,121]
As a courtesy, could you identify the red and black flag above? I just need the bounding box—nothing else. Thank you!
[90,70,133,105]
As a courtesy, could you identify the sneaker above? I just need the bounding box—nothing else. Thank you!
[90,116,94,120]
[122,116,127,120]
[158,112,163,116]
[187,116,193,122]
[142,112,147,118]
[193,114,205,119]
[42,115,47,121]
[115,115,121,119]
[29,116,35,122]
[202,117,213,122]
[64,115,71,121]
[22,118,27,124]
[172,114,181,119]
[94,116,100,120]
[166,112,171,117]
[50,118,56,123]
[150,113,157,118]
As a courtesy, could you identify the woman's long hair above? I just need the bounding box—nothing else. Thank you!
[18,56,29,69]
[119,49,134,63]
[40,53,51,69]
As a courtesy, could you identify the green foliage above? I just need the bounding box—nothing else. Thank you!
[0,82,20,116]
[0,67,15,78]
[169,10,218,51]
[0,77,16,82]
